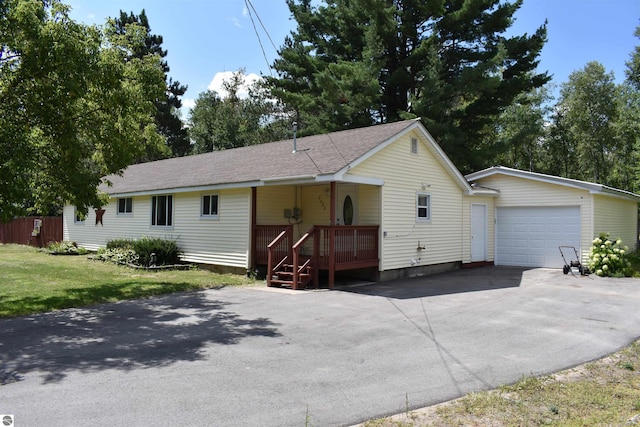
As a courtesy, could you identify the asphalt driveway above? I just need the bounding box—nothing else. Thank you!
[1,266,639,426]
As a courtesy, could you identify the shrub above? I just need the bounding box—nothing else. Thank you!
[588,233,633,277]
[95,247,139,265]
[132,236,181,266]
[98,237,181,266]
[48,241,88,255]
[105,238,136,250]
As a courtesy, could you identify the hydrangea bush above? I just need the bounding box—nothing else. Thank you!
[588,233,633,277]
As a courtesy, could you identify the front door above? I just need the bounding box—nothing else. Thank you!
[471,204,487,262]
[335,184,358,225]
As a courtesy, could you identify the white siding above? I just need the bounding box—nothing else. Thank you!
[63,195,154,250]
[64,188,252,268]
[593,195,638,250]
[349,129,465,271]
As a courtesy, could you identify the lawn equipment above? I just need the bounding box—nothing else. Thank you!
[559,246,589,275]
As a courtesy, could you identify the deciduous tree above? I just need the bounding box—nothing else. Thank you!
[0,0,165,221]
[555,62,618,185]
[189,70,291,153]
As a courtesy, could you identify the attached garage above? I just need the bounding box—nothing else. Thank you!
[466,166,640,268]
[495,206,580,268]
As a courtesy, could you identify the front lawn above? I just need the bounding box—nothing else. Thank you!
[0,244,255,318]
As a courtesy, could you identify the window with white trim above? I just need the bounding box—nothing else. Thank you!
[201,194,219,218]
[417,193,431,221]
[151,195,173,226]
[117,197,133,215]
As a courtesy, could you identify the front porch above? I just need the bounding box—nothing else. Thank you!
[250,181,381,289]
[254,224,379,289]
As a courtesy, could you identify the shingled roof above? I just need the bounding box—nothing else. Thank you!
[102,119,427,195]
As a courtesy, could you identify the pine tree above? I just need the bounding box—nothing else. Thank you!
[112,10,190,160]
[267,0,549,172]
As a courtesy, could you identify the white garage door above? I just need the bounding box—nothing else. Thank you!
[496,206,581,268]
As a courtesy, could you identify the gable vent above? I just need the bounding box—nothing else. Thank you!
[411,137,418,154]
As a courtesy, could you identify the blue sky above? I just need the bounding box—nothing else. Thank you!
[67,0,639,115]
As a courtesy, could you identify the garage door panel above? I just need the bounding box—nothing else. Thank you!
[496,207,580,268]
[530,239,545,249]
[513,239,528,248]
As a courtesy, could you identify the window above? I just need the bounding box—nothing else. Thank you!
[411,137,418,154]
[201,194,219,218]
[117,197,133,215]
[417,193,431,221]
[74,207,85,223]
[152,195,173,226]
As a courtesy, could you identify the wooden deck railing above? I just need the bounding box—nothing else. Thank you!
[261,224,379,289]
[316,226,379,287]
[255,225,292,266]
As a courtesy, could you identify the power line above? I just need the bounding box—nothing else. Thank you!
[245,0,277,76]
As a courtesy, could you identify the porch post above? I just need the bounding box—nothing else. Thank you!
[329,181,336,288]
[250,187,257,271]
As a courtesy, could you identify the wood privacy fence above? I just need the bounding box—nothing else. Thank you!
[0,217,63,247]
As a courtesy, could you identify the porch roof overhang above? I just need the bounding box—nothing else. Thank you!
[261,172,384,187]
[107,174,384,198]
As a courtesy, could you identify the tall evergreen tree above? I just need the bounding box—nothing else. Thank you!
[267,0,549,172]
[112,10,190,160]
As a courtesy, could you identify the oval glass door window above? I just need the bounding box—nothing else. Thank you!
[343,195,354,225]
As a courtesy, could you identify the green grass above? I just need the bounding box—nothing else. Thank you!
[0,244,256,318]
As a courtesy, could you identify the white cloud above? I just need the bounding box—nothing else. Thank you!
[207,71,262,99]
[230,16,242,28]
[182,98,196,111]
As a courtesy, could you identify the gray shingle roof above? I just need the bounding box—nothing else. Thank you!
[102,119,421,195]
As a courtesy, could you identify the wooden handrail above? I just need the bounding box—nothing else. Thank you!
[266,228,292,287]
[292,226,317,289]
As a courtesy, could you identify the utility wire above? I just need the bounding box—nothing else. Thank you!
[245,0,276,76]
[327,134,349,166]
[245,0,279,52]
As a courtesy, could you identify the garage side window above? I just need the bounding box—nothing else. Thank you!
[117,197,133,215]
[201,194,219,218]
[151,195,173,227]
[416,193,431,221]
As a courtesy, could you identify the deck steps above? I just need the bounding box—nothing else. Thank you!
[269,263,314,290]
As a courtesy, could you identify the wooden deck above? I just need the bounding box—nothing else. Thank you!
[255,225,379,289]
